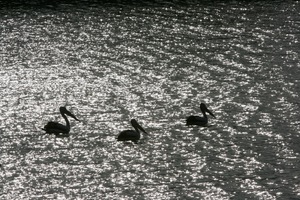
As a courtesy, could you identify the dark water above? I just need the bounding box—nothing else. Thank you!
[1,1,300,199]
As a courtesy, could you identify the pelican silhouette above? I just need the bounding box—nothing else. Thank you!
[117,119,148,143]
[186,103,215,126]
[42,107,79,137]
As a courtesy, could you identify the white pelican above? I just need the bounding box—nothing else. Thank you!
[186,103,215,126]
[117,119,148,143]
[42,107,79,137]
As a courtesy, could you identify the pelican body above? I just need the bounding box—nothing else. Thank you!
[186,103,215,126]
[117,119,148,143]
[42,107,79,136]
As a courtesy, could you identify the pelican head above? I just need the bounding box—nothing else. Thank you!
[131,119,148,134]
[200,103,216,118]
[60,107,80,121]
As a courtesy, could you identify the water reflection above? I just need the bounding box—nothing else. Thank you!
[1,1,300,199]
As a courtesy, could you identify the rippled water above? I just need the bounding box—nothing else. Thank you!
[1,1,300,199]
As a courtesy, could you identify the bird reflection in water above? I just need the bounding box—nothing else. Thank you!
[186,103,216,127]
[117,119,148,144]
[42,107,80,137]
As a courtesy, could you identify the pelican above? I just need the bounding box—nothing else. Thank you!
[186,103,216,126]
[42,107,79,137]
[117,119,148,143]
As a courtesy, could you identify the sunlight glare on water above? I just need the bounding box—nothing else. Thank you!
[1,0,300,199]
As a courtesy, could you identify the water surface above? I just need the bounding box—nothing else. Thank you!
[1,1,300,199]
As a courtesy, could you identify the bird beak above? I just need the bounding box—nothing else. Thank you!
[207,109,216,118]
[66,111,80,121]
[136,122,148,134]
[72,114,80,121]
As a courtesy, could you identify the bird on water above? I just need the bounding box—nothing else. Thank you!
[117,119,148,144]
[42,107,80,137]
[186,103,216,127]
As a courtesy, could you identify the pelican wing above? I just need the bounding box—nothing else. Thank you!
[117,130,140,142]
[186,116,208,126]
[43,121,70,134]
